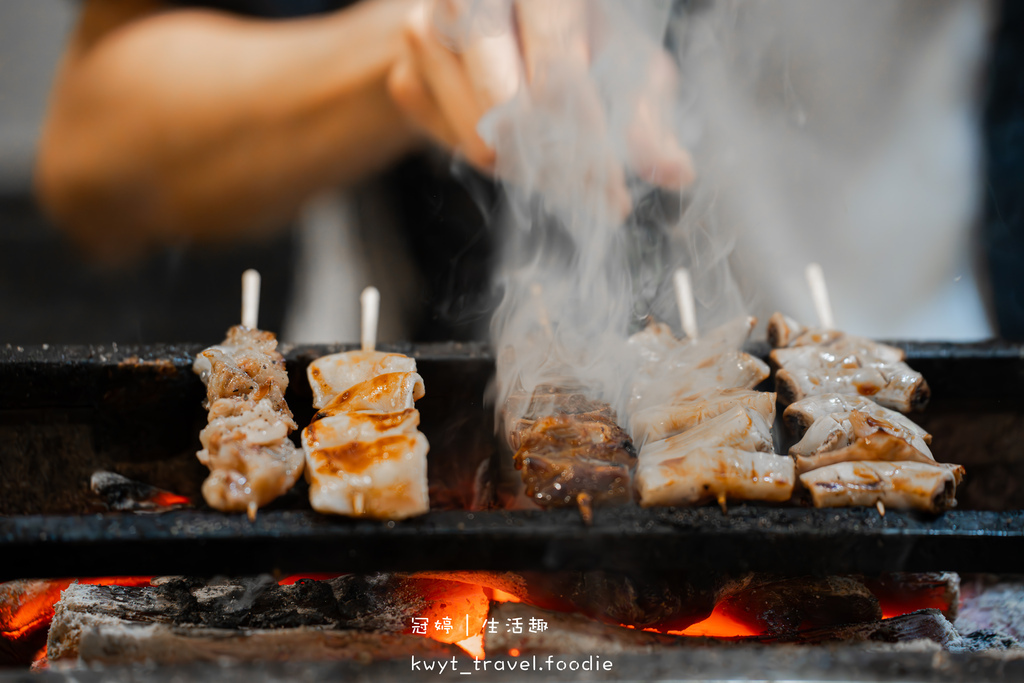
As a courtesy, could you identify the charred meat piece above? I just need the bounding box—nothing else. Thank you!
[767,314,929,412]
[193,326,303,516]
[635,446,795,509]
[513,414,636,521]
[783,393,932,442]
[790,408,933,466]
[800,461,964,512]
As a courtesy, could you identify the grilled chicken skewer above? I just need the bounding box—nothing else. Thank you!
[193,272,304,519]
[301,288,430,519]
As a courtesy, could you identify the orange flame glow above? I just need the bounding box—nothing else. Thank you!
[148,492,191,507]
[667,604,761,638]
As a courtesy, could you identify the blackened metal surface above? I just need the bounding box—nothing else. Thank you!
[2,506,1022,581]
[0,342,495,514]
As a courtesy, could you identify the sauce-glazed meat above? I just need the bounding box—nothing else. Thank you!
[302,352,429,520]
[512,413,636,523]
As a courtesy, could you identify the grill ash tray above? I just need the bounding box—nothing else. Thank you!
[1,340,1023,579]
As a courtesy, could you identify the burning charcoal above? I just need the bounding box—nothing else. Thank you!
[89,471,190,512]
[53,620,462,666]
[486,602,692,656]
[955,576,1024,643]
[515,570,724,632]
[717,576,881,636]
[864,572,960,621]
[764,608,963,649]
[0,579,71,667]
[46,574,486,665]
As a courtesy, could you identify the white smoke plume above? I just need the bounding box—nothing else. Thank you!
[475,0,987,427]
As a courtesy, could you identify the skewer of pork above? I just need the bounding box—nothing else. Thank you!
[192,270,304,520]
[301,287,429,519]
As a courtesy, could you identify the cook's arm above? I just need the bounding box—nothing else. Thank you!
[36,0,421,262]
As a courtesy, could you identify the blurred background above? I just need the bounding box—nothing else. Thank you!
[0,0,1021,345]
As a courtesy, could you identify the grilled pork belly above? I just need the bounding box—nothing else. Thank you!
[512,413,636,522]
[783,393,933,443]
[800,461,963,512]
[636,447,795,508]
[302,356,429,520]
[193,326,303,515]
[630,388,777,445]
[307,350,417,409]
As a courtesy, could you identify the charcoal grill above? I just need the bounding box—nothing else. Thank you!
[2,340,1023,581]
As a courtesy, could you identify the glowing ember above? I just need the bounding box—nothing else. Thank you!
[457,634,486,659]
[405,580,490,651]
[878,594,951,619]
[277,573,344,586]
[1,577,152,667]
[508,648,521,657]
[664,604,761,638]
[148,492,191,507]
[487,588,521,604]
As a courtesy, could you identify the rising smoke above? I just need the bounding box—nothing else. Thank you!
[473,0,987,427]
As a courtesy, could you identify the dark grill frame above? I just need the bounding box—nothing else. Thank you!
[1,340,1022,579]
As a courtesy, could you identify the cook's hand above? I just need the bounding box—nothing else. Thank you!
[387,0,695,216]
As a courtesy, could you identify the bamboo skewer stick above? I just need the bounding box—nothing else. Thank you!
[673,268,698,342]
[360,286,380,353]
[805,263,835,330]
[241,269,261,330]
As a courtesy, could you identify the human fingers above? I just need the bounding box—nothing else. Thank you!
[626,51,696,189]
[403,1,496,170]
[387,54,461,152]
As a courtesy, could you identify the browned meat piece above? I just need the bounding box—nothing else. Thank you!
[513,414,636,522]
[767,314,930,412]
[193,326,302,516]
[800,461,964,512]
[791,409,934,472]
[194,326,291,416]
[782,393,933,442]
